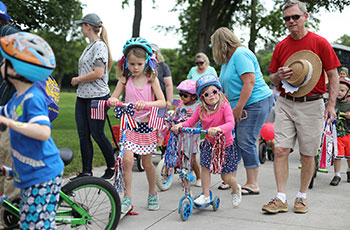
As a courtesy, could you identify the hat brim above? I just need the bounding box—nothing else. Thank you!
[74,19,84,24]
[284,50,322,97]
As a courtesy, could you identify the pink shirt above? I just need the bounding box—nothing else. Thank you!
[125,77,152,119]
[182,101,235,147]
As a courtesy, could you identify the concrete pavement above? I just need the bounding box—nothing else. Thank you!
[92,152,350,230]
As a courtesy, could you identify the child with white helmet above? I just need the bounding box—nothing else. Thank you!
[0,32,64,229]
[175,79,201,186]
[172,74,242,207]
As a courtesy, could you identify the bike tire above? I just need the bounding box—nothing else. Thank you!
[0,194,21,229]
[58,176,121,229]
[156,158,174,191]
[135,154,145,172]
[258,141,267,164]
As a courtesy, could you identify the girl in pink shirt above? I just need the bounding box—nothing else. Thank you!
[108,38,165,213]
[172,74,242,207]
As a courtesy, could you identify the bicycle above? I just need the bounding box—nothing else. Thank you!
[0,146,121,229]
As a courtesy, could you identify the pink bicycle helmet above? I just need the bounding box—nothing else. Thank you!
[176,79,196,95]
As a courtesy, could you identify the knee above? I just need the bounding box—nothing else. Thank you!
[142,159,154,171]
[274,147,289,158]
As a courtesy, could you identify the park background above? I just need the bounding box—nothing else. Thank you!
[5,0,350,176]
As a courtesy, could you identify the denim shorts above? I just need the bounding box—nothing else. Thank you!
[235,95,273,168]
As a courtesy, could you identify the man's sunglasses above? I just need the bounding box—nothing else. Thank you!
[179,92,190,98]
[203,89,218,98]
[195,61,205,66]
[283,14,303,22]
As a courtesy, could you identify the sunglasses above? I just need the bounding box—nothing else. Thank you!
[179,92,190,98]
[203,89,218,98]
[195,61,205,66]
[283,14,303,22]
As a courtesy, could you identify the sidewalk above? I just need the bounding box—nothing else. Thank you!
[92,152,350,230]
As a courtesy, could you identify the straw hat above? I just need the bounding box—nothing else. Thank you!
[281,50,322,97]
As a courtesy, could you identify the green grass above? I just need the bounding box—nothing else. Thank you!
[52,92,119,177]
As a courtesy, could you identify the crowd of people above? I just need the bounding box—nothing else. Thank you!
[0,0,348,228]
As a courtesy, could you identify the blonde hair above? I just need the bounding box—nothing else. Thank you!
[91,24,113,72]
[211,27,243,65]
[198,85,227,119]
[116,47,157,84]
[196,52,210,66]
[340,67,349,76]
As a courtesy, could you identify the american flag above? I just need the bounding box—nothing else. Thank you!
[148,107,166,130]
[91,100,106,120]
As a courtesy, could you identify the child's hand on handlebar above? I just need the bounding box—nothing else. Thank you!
[135,101,147,110]
[108,97,120,107]
[208,127,221,137]
[171,123,183,134]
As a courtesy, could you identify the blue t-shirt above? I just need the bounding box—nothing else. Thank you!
[0,86,64,188]
[219,46,272,108]
[187,66,217,81]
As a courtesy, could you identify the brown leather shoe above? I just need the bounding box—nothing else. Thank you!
[293,197,308,213]
[262,198,288,213]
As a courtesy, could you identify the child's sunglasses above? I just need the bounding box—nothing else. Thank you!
[203,89,218,98]
[179,92,190,98]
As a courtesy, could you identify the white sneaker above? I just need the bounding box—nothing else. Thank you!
[195,179,202,187]
[194,194,210,205]
[232,184,242,207]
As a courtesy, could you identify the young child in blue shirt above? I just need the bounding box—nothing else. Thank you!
[0,32,64,230]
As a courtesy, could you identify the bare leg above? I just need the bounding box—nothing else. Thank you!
[123,150,134,197]
[333,158,341,173]
[201,166,211,197]
[221,171,239,193]
[242,168,259,192]
[274,147,290,193]
[300,153,315,193]
[142,154,157,194]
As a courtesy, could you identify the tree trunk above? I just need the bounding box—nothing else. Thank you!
[132,0,142,37]
[248,0,258,53]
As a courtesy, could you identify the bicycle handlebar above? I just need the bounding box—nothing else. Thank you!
[178,127,208,134]
[106,101,150,110]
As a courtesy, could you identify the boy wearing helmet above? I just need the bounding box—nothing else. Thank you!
[0,32,64,229]
[175,79,201,186]
[330,77,350,186]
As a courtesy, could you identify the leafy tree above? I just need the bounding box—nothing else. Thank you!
[6,0,83,33]
[335,35,350,47]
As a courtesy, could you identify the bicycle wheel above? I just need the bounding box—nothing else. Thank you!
[258,141,267,164]
[156,158,174,191]
[0,194,21,229]
[58,176,121,229]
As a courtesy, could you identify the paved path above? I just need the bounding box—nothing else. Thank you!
[92,152,350,230]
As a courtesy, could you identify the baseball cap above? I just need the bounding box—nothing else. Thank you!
[0,1,11,22]
[75,13,101,27]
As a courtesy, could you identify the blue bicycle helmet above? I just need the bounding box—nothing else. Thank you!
[123,37,153,57]
[0,32,55,82]
[196,74,222,97]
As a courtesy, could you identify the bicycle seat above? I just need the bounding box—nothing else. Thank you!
[59,148,74,166]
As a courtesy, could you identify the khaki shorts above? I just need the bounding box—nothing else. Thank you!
[274,96,324,156]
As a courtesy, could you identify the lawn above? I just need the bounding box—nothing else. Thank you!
[52,92,119,177]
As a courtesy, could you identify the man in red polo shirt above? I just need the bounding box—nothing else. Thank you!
[262,0,340,214]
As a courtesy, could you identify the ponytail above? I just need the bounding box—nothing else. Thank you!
[99,25,113,72]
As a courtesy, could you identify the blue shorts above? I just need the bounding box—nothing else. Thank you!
[235,95,273,168]
[200,139,238,174]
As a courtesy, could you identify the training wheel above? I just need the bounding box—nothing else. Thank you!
[180,200,192,221]
[212,196,220,211]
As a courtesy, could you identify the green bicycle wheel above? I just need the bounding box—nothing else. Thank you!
[58,176,121,229]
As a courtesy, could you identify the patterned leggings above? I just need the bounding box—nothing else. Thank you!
[20,174,62,230]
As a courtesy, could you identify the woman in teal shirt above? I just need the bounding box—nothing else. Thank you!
[187,52,217,81]
[211,27,273,195]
